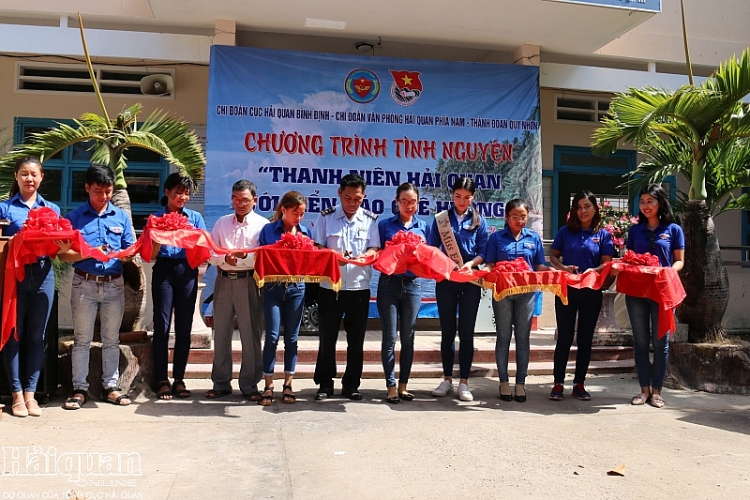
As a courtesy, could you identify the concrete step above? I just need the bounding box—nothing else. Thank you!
[170,344,634,365]
[174,358,634,379]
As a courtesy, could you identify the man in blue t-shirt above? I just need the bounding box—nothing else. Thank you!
[58,164,136,410]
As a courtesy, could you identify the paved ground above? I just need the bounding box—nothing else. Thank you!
[1,374,749,500]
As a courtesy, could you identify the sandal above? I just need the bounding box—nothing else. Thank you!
[156,381,173,400]
[398,391,414,401]
[258,386,274,406]
[282,384,296,404]
[171,380,191,399]
[631,392,650,405]
[102,387,131,406]
[205,389,232,399]
[244,391,263,402]
[63,390,88,411]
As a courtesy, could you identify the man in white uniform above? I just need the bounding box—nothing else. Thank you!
[312,174,380,400]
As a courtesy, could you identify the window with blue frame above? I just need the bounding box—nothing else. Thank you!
[14,117,168,230]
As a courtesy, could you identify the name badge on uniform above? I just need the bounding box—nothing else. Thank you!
[110,226,123,234]
[524,242,534,249]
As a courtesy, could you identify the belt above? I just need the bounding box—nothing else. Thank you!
[382,274,417,281]
[74,269,122,282]
[219,269,253,280]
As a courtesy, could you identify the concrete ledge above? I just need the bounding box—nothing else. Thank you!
[58,337,155,399]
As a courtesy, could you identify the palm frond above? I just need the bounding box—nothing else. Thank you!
[704,48,750,113]
[138,109,205,182]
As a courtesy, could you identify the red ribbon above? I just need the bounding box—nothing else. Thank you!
[1,208,109,349]
[2,211,687,347]
[375,230,456,280]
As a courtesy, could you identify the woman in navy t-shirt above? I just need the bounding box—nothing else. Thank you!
[486,198,547,403]
[427,177,488,402]
[623,184,684,409]
[257,191,310,406]
[548,191,613,402]
[0,156,62,417]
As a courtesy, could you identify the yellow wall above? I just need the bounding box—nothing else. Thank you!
[0,56,208,143]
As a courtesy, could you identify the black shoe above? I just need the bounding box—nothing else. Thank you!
[341,387,363,401]
[315,386,334,401]
[514,386,527,403]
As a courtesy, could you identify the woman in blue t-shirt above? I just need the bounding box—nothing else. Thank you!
[0,156,62,417]
[257,191,310,406]
[151,173,207,401]
[427,177,488,402]
[622,184,684,408]
[377,182,430,404]
[548,191,613,402]
[486,198,547,403]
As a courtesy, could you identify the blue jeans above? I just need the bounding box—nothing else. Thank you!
[71,275,125,391]
[262,282,305,375]
[493,292,535,385]
[3,260,54,393]
[152,258,198,382]
[626,296,669,390]
[377,275,421,387]
[435,280,481,380]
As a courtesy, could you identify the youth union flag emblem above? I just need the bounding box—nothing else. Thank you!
[345,69,380,104]
[389,69,423,106]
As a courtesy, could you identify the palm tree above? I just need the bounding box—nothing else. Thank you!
[0,14,205,331]
[592,48,750,343]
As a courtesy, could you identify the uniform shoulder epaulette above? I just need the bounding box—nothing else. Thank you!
[321,206,337,216]
[362,209,377,220]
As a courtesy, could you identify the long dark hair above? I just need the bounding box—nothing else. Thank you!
[637,184,675,225]
[270,191,306,223]
[567,190,601,233]
[10,156,43,197]
[160,172,195,206]
[451,176,480,230]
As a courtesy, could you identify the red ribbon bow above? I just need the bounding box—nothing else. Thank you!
[621,250,660,267]
[274,232,315,250]
[492,257,530,273]
[146,211,193,231]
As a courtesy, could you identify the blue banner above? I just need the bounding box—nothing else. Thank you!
[205,46,541,317]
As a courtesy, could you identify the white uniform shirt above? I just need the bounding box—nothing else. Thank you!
[209,211,269,271]
[312,206,380,291]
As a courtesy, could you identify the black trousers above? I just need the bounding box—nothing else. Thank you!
[313,288,370,390]
[553,287,603,385]
[152,258,199,382]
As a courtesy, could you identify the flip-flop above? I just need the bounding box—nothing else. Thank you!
[398,391,415,401]
[205,389,232,399]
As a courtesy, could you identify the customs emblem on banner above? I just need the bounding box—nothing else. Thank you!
[389,69,423,106]
[345,68,380,104]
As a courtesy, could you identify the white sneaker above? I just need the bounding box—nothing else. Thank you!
[432,380,454,397]
[458,383,473,401]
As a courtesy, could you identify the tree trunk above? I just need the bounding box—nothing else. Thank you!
[675,200,729,343]
[111,188,148,332]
